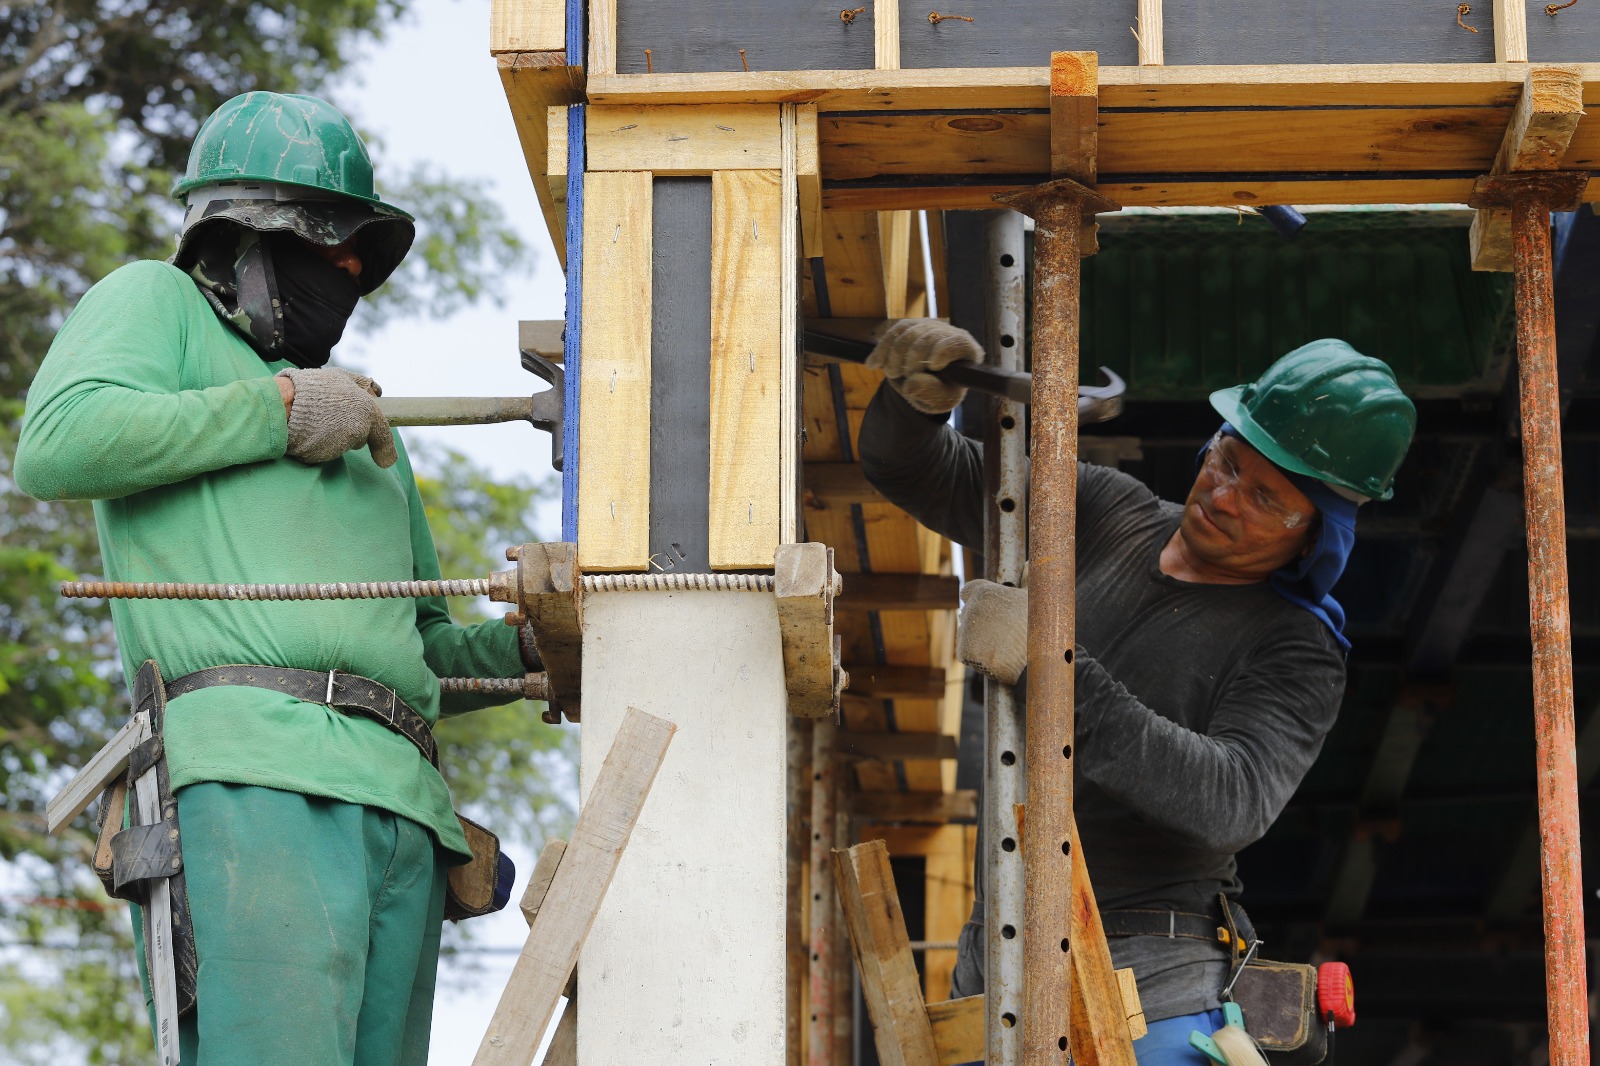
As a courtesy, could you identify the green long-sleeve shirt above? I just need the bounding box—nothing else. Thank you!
[16,260,525,861]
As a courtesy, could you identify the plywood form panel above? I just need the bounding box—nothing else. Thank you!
[578,170,654,570]
[899,1,1137,68]
[614,0,875,74]
[1165,0,1496,64]
[491,0,566,51]
[710,170,785,568]
[1526,2,1600,62]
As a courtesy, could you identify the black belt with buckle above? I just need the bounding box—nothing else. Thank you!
[165,665,438,768]
[1100,898,1257,954]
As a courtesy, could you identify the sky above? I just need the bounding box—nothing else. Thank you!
[332,1,569,1060]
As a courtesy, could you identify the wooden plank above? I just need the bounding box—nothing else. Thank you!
[879,210,912,319]
[1471,65,1586,270]
[855,790,977,822]
[927,996,984,1066]
[811,714,847,1066]
[519,838,568,927]
[474,707,676,1066]
[577,170,653,571]
[519,319,565,364]
[588,0,617,75]
[837,572,960,612]
[1067,816,1139,1066]
[781,105,802,550]
[497,56,583,266]
[845,663,946,699]
[776,542,840,719]
[1050,51,1099,183]
[839,732,959,761]
[818,210,890,317]
[585,62,1542,111]
[1496,0,1530,62]
[1117,968,1148,1041]
[491,0,565,52]
[805,461,884,504]
[543,1006,577,1066]
[1137,0,1164,65]
[798,105,824,260]
[833,840,940,1066]
[923,824,974,1003]
[709,169,784,568]
[876,0,901,71]
[545,105,569,265]
[46,715,141,834]
[587,104,782,173]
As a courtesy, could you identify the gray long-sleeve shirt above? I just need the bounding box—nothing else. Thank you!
[858,384,1346,1022]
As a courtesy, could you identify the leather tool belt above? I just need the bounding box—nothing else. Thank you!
[164,664,438,767]
[1100,897,1258,954]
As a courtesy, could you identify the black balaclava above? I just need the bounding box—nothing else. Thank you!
[183,225,359,368]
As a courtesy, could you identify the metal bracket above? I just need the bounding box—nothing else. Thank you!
[496,542,584,724]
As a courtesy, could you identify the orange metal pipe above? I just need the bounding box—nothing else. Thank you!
[1509,194,1591,1066]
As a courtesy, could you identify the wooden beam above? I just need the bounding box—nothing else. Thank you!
[781,105,802,550]
[798,105,824,260]
[879,210,913,319]
[927,996,984,1066]
[837,572,960,612]
[775,543,841,719]
[577,171,653,571]
[490,0,565,52]
[588,0,617,75]
[1136,0,1163,66]
[474,707,675,1066]
[833,840,940,1066]
[709,169,784,568]
[1067,817,1140,1065]
[923,824,974,1003]
[496,56,582,266]
[1471,66,1586,271]
[545,106,569,264]
[845,663,946,699]
[519,838,568,927]
[587,105,783,173]
[519,319,565,364]
[805,461,885,504]
[1051,51,1100,184]
[875,0,900,71]
[839,732,959,761]
[1494,0,1529,63]
[855,789,977,822]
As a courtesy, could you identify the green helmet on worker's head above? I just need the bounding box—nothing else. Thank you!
[1210,339,1417,502]
[171,91,414,295]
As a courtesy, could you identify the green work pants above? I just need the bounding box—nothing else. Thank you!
[135,781,449,1065]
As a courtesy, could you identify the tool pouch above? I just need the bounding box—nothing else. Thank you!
[1232,959,1328,1064]
[96,662,200,1016]
[445,813,516,921]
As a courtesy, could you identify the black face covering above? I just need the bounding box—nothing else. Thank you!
[268,235,362,369]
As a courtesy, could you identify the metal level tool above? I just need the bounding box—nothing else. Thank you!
[802,327,1126,423]
[378,349,565,469]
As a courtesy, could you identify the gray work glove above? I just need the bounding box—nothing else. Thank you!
[957,578,1028,685]
[865,319,983,415]
[279,367,398,469]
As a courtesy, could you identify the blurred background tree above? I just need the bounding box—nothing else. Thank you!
[0,3,568,1060]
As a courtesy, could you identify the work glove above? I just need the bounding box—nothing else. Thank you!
[957,578,1028,685]
[865,319,983,415]
[279,367,398,469]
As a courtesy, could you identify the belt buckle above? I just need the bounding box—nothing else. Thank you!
[326,670,337,705]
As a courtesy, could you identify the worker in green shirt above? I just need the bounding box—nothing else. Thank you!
[16,91,532,1065]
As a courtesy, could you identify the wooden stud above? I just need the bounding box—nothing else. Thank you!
[811,714,844,1066]
[833,840,940,1066]
[1472,67,1586,271]
[577,171,653,571]
[542,1007,577,1066]
[519,838,568,927]
[845,664,946,700]
[839,732,959,761]
[854,789,977,822]
[798,106,824,260]
[545,105,569,262]
[1117,968,1148,1042]
[817,211,889,317]
[1050,51,1100,184]
[519,319,565,364]
[1494,0,1529,63]
[474,707,675,1066]
[805,462,885,505]
[875,0,901,71]
[879,210,913,319]
[922,825,975,1003]
[587,0,616,75]
[490,0,566,52]
[782,105,802,550]
[497,59,582,267]
[710,169,785,568]
[1136,0,1164,66]
[927,996,984,1066]
[587,105,782,173]
[836,572,960,612]
[775,542,841,719]
[1066,816,1140,1066]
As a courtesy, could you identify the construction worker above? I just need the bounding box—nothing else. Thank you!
[15,92,533,1064]
[859,321,1416,1065]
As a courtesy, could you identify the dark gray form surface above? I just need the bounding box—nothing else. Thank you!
[902,0,1138,68]
[1165,0,1496,64]
[616,0,874,73]
[1526,5,1600,62]
[649,179,713,575]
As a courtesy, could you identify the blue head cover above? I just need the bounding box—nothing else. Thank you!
[1206,424,1360,653]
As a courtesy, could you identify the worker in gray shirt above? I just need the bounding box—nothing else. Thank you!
[858,321,1416,1065]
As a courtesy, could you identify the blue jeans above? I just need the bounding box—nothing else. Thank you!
[956,1008,1228,1066]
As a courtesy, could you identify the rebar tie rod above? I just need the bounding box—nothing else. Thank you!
[60,572,777,602]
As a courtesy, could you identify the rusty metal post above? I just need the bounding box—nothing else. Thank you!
[997,178,1118,1065]
[809,714,841,1066]
[1471,169,1592,1066]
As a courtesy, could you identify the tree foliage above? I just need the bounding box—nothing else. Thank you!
[0,2,560,1058]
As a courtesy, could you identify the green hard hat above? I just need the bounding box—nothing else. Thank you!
[1210,339,1417,502]
[172,92,414,294]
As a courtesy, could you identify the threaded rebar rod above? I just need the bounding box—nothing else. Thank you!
[60,579,494,602]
